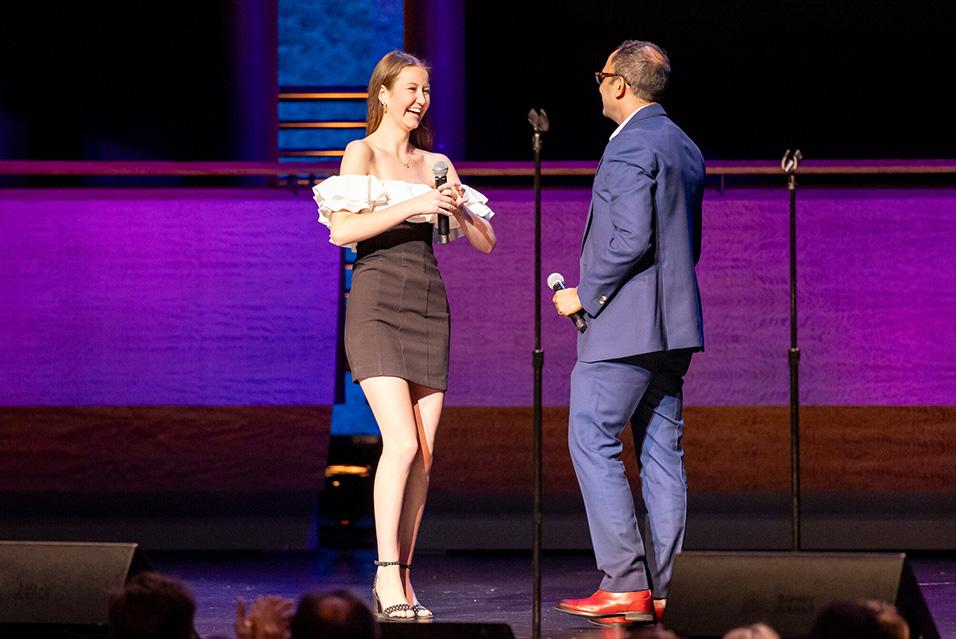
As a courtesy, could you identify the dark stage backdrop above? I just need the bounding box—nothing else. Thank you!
[0,2,276,162]
[4,2,954,162]
[464,0,956,161]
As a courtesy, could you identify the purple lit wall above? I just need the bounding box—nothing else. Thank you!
[0,189,339,406]
[437,187,956,407]
[1,187,953,409]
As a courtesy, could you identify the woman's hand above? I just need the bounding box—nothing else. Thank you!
[438,182,467,218]
[410,187,459,218]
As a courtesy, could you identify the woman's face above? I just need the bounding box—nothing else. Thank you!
[380,66,430,130]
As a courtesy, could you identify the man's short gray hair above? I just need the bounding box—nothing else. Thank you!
[613,40,671,102]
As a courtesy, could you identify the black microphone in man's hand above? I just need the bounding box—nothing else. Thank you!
[547,272,587,333]
[432,160,450,244]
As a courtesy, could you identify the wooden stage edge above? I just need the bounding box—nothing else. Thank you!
[433,405,956,495]
[0,406,331,492]
[0,405,951,495]
[0,405,952,549]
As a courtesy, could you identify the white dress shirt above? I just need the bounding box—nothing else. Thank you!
[609,103,654,141]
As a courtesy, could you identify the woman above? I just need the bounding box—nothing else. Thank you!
[313,51,496,621]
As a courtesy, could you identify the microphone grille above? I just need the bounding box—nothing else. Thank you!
[546,272,564,289]
[431,160,449,177]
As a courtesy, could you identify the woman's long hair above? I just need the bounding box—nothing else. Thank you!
[366,50,433,150]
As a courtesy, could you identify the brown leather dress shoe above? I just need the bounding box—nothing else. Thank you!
[555,589,654,620]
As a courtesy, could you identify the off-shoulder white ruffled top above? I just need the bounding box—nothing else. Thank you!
[313,175,495,251]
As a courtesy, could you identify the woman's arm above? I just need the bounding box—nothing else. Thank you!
[327,142,459,247]
[444,157,497,254]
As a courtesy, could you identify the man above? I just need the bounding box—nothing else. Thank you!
[552,40,705,626]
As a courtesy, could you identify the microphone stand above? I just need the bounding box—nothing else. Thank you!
[528,107,549,639]
[781,149,803,551]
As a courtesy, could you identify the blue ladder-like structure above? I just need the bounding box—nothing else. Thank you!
[279,87,376,435]
[278,87,367,164]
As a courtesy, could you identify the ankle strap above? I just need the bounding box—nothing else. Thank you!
[374,560,411,568]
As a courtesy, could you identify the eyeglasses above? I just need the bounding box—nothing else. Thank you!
[594,71,624,85]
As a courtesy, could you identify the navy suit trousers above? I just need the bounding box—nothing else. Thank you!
[568,349,692,596]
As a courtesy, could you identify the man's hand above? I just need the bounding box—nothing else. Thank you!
[552,287,583,317]
[236,595,295,639]
[235,598,252,639]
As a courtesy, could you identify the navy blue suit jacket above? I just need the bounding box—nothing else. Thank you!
[577,103,705,362]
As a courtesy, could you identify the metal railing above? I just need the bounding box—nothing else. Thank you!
[3,159,955,179]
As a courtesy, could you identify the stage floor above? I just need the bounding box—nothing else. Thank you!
[154,550,955,639]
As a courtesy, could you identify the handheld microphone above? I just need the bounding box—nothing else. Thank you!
[432,160,450,244]
[547,272,587,333]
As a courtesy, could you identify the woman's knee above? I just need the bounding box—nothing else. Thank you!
[381,437,420,466]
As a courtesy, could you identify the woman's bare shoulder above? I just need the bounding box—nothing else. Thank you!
[419,150,455,170]
[340,139,374,174]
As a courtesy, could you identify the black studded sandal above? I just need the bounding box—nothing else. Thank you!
[373,560,414,621]
[402,562,434,619]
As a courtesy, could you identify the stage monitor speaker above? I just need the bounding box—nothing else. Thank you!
[380,622,515,639]
[663,552,939,639]
[0,541,150,637]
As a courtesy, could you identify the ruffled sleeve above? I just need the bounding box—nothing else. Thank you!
[312,175,389,249]
[460,184,494,221]
[312,177,495,250]
[438,183,496,244]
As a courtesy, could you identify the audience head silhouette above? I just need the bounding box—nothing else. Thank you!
[723,623,781,639]
[811,599,907,639]
[109,572,196,639]
[291,590,378,639]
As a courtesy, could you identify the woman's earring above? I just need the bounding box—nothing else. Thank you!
[381,102,388,113]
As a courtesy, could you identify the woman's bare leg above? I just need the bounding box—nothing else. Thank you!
[397,383,444,611]
[361,376,420,619]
